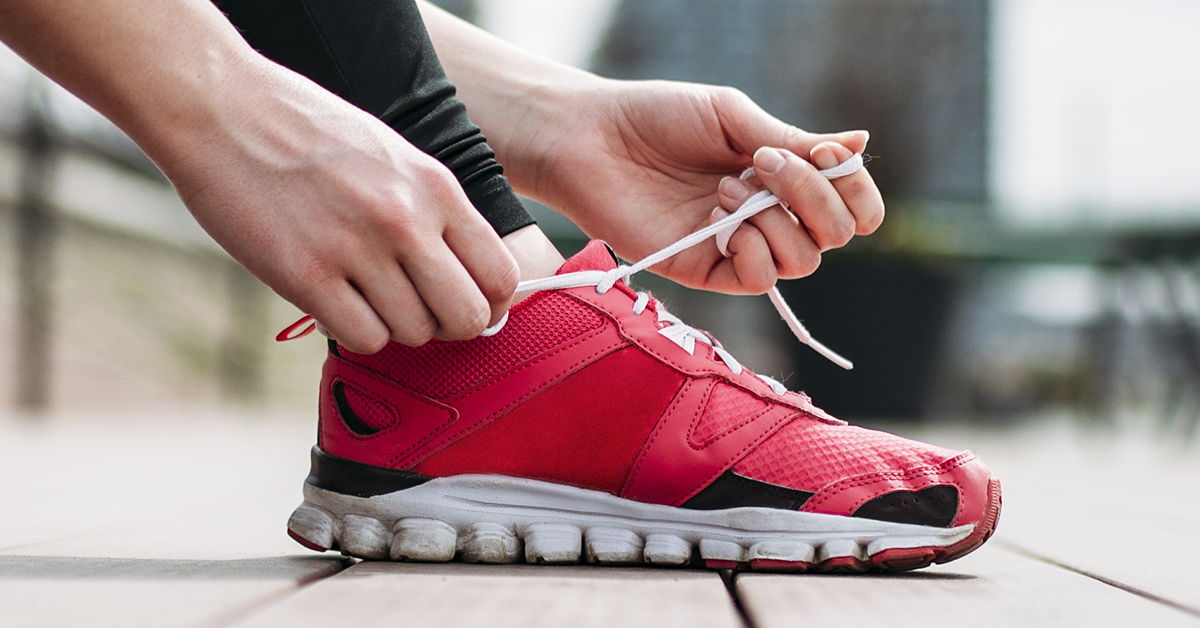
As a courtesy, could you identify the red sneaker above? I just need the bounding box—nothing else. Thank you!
[284,240,1000,573]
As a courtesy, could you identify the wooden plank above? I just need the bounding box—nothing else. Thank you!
[230,562,744,628]
[737,543,1200,627]
[0,414,349,628]
[0,555,346,628]
[915,422,1200,614]
[0,414,316,555]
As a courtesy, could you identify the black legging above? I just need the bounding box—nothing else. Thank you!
[211,0,535,237]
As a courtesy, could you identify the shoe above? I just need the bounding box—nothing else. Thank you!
[283,236,1001,573]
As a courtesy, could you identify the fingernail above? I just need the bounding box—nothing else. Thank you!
[851,130,870,143]
[711,206,730,222]
[719,176,753,202]
[811,143,841,170]
[754,147,786,175]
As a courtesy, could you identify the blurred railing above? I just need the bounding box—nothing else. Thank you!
[0,56,317,416]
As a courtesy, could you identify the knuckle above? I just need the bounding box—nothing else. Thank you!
[780,125,808,150]
[839,176,870,200]
[394,316,437,347]
[746,273,775,294]
[442,304,490,341]
[374,205,425,244]
[345,330,389,356]
[863,208,886,234]
[713,85,751,107]
[484,257,520,303]
[798,248,822,277]
[830,219,856,247]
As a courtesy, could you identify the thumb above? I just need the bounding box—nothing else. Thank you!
[715,89,869,161]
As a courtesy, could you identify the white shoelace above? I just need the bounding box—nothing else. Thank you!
[483,152,864,377]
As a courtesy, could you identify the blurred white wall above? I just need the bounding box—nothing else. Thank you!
[992,0,1200,228]
[476,0,619,68]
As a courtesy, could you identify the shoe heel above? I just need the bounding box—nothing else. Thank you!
[287,504,335,552]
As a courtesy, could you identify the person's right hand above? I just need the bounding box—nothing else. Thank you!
[157,61,518,355]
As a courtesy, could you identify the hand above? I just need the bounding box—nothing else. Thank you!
[1,0,519,355]
[523,80,884,294]
[161,62,518,354]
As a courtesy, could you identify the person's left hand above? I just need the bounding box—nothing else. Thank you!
[517,79,884,294]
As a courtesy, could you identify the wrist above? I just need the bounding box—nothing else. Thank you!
[488,71,610,197]
[131,43,272,172]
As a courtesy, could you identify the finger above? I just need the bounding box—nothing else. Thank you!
[443,209,520,327]
[305,278,392,355]
[400,240,493,342]
[810,141,885,235]
[716,177,821,278]
[746,205,823,279]
[714,219,778,295]
[352,261,439,347]
[716,176,755,211]
[715,89,869,159]
[753,147,856,251]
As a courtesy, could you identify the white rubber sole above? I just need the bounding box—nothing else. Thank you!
[287,474,979,572]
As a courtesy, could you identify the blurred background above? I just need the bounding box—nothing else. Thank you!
[1,0,1198,439]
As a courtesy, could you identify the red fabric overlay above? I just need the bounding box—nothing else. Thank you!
[340,380,398,430]
[340,292,603,400]
[732,421,960,493]
[413,347,685,495]
[690,383,771,448]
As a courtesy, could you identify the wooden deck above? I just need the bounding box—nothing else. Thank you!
[2,413,1198,627]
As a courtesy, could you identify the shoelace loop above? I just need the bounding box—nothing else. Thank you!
[281,151,863,376]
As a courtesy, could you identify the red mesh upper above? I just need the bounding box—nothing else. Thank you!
[341,380,398,430]
[342,292,604,400]
[732,419,960,492]
[690,383,769,447]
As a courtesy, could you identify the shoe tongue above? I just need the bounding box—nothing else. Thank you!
[556,240,619,275]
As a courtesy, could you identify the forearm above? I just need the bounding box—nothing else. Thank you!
[0,0,264,164]
[415,0,604,196]
[216,0,534,237]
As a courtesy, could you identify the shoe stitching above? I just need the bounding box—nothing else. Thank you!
[687,387,773,450]
[621,378,706,499]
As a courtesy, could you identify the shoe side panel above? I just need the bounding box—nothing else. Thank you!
[318,354,461,467]
[412,347,686,495]
[395,324,627,468]
[318,324,627,470]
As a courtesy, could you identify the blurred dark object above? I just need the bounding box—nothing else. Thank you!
[14,81,57,413]
[428,0,477,23]
[778,257,958,419]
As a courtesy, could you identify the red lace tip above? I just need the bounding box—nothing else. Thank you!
[277,316,316,342]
